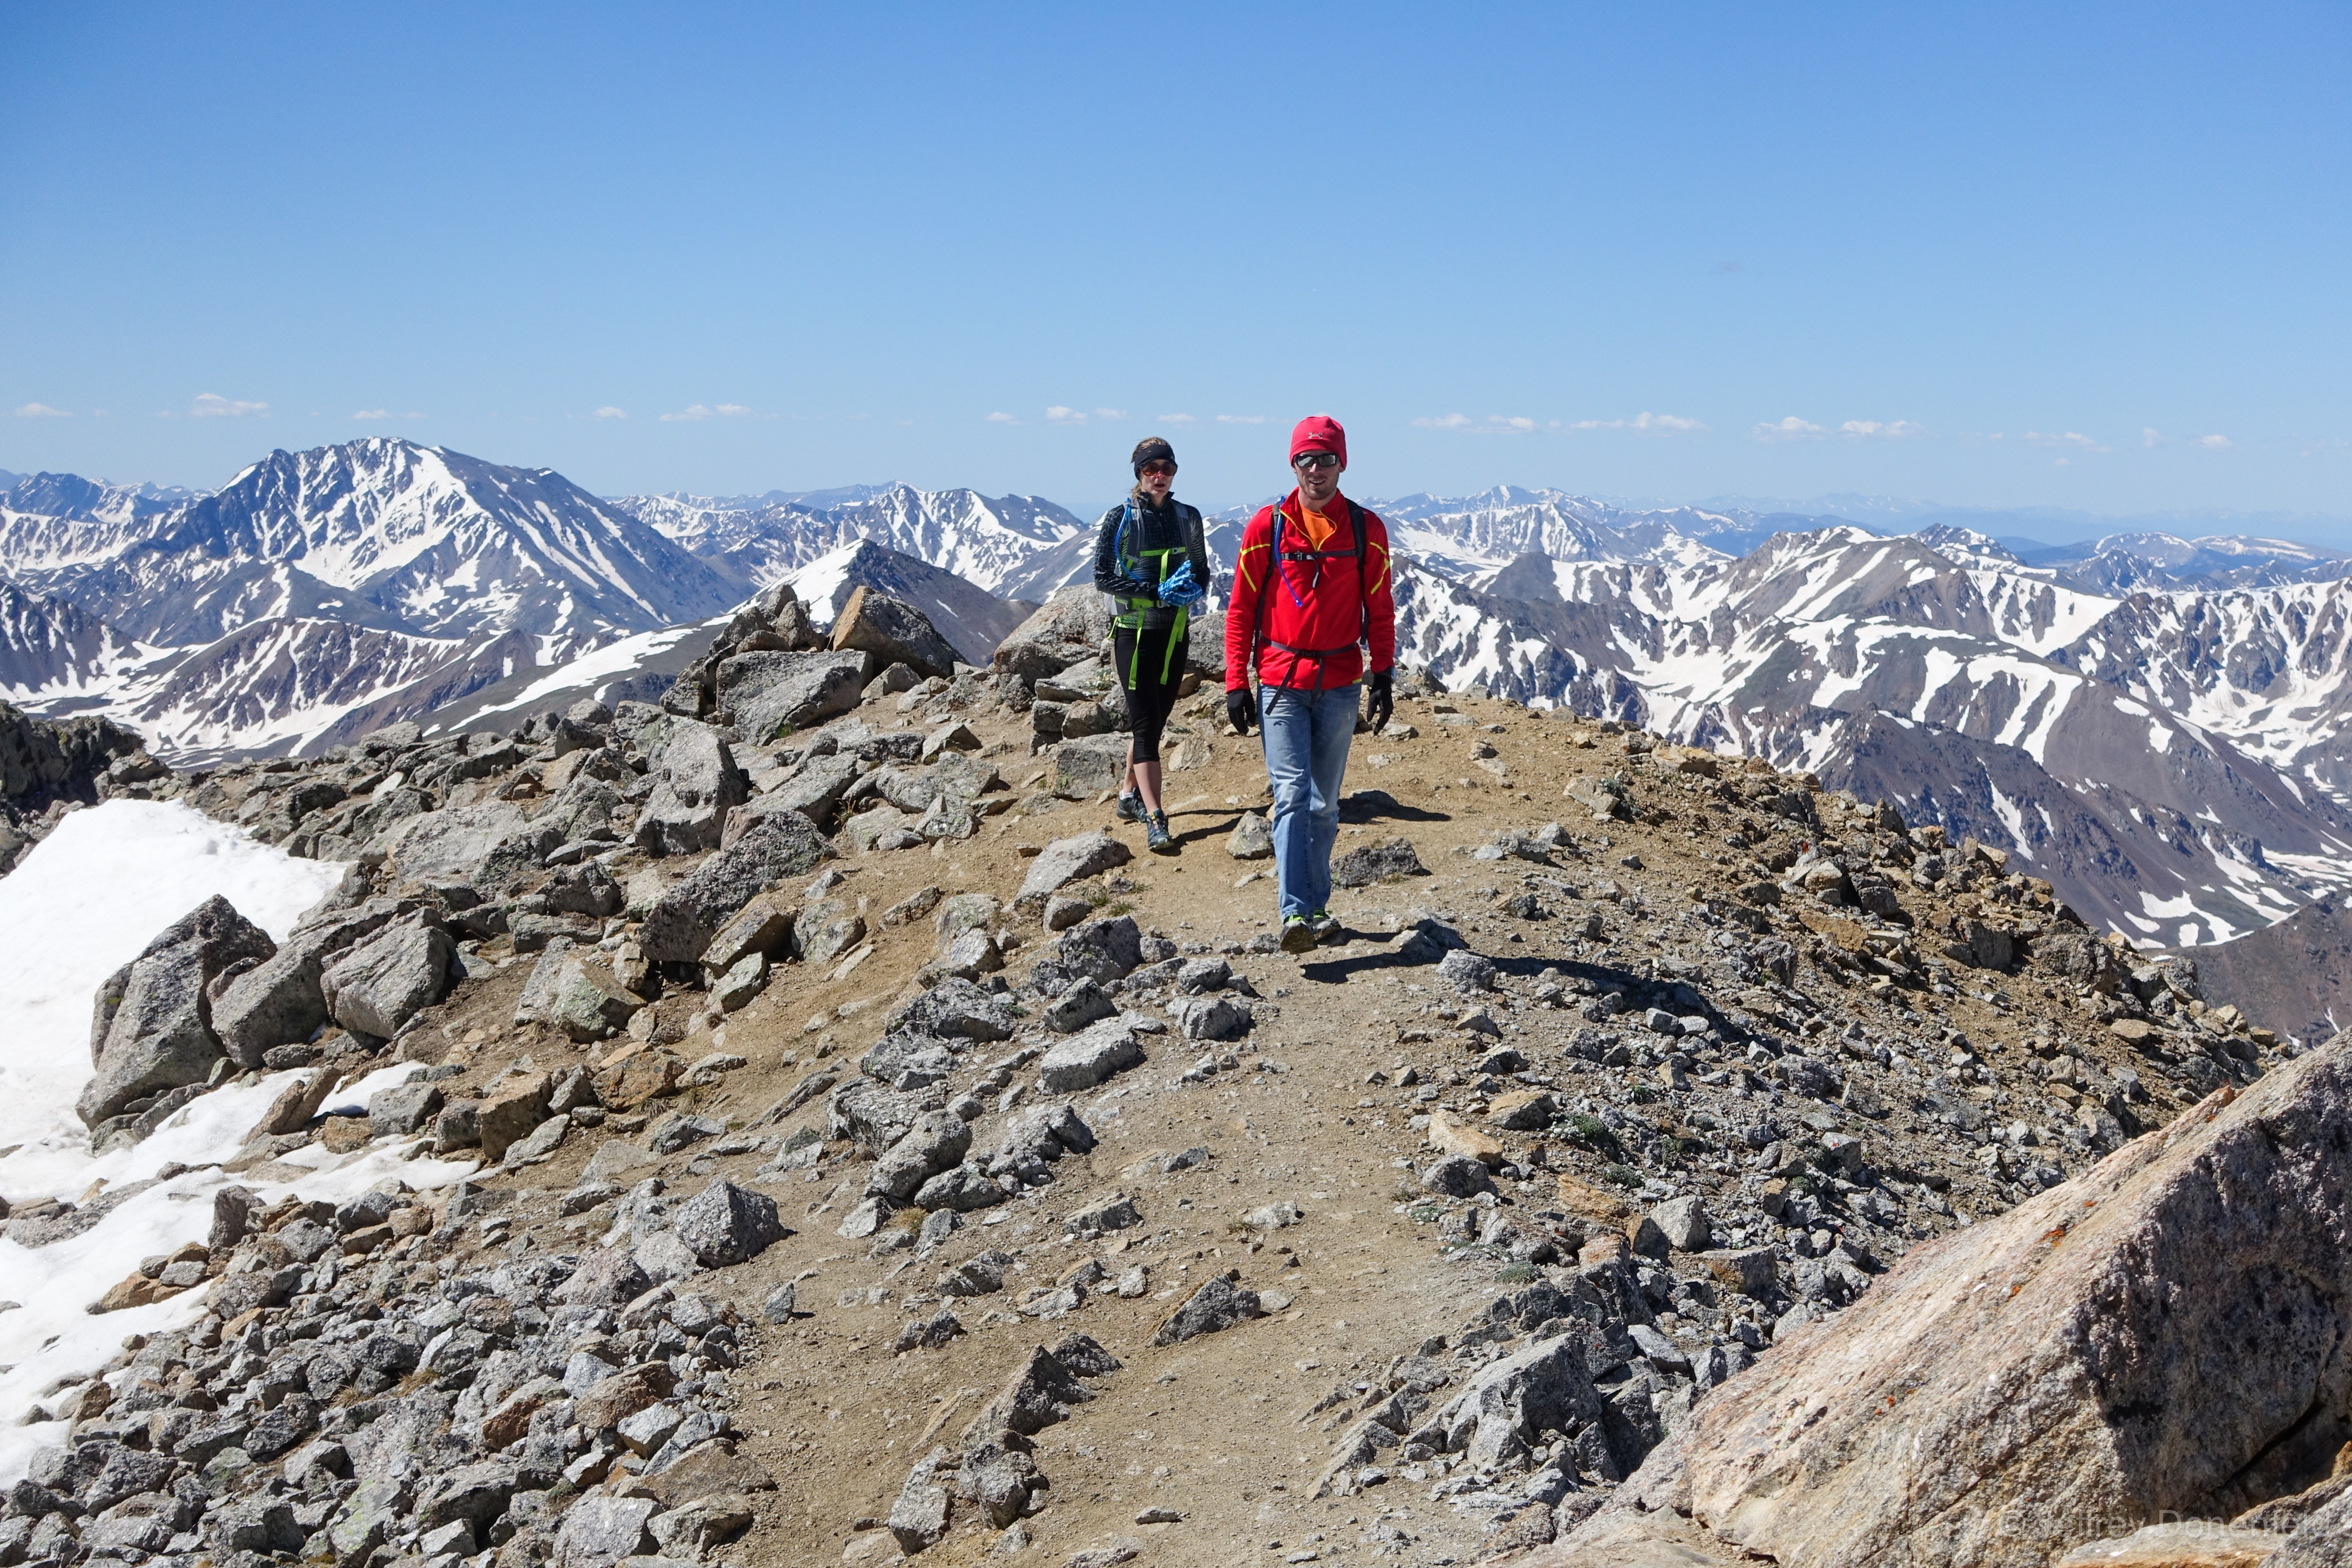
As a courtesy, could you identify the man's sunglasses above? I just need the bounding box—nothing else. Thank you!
[1293,451,1342,471]
[1139,461,1177,477]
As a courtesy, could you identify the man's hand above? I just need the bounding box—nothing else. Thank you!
[1366,669,1394,734]
[1226,686,1258,736]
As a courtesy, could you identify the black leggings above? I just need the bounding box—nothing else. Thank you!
[1114,627,1187,764]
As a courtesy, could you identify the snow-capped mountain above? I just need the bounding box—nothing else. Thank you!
[1384,523,2352,949]
[0,440,743,764]
[8,440,738,649]
[612,482,1084,599]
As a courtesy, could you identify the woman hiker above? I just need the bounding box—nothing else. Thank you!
[1091,435,1213,854]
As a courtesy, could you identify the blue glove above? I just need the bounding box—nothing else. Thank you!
[1158,558,1206,609]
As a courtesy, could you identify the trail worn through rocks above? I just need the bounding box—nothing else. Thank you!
[3,581,2336,1568]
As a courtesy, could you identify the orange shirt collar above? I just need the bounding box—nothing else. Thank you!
[1280,487,1347,552]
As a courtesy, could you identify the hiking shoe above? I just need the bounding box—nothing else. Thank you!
[1146,811,1177,854]
[1280,915,1318,954]
[1115,792,1145,823]
[1307,908,1342,941]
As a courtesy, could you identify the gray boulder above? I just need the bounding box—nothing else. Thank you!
[746,752,864,833]
[319,915,454,1040]
[635,724,749,857]
[1649,1195,1713,1253]
[1419,1336,1605,1469]
[719,650,867,743]
[1044,978,1118,1033]
[888,1446,954,1555]
[78,894,277,1128]
[1039,1018,1146,1092]
[1153,1274,1262,1345]
[832,587,958,681]
[1332,836,1429,887]
[886,977,1020,1041]
[912,1161,1008,1212]
[639,810,833,963]
[1172,995,1253,1041]
[553,1495,656,1568]
[2275,1488,2352,1568]
[1227,811,1273,859]
[211,901,400,1069]
[374,803,559,884]
[672,1179,787,1267]
[867,1112,973,1202]
[1017,829,1132,904]
[366,1081,443,1137]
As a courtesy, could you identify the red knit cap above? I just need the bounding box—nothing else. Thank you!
[1289,415,1346,467]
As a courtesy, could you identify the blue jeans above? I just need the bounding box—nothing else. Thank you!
[1258,684,1358,920]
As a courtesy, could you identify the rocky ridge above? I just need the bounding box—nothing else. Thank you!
[1,584,2342,1568]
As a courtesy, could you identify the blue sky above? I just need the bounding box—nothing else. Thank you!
[2,3,2346,525]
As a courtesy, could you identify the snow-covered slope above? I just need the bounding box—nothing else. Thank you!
[0,802,477,1482]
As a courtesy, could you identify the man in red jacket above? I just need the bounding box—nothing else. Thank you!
[1224,415,1397,953]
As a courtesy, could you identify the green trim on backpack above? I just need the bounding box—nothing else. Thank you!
[1111,500,1191,686]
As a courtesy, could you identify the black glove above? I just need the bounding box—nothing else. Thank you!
[1226,686,1258,736]
[1366,669,1394,735]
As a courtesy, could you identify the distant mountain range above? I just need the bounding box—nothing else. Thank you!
[0,444,2346,986]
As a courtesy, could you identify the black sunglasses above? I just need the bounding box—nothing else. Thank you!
[1293,451,1341,471]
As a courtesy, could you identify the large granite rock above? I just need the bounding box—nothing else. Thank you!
[78,895,277,1128]
[718,651,867,744]
[634,724,748,857]
[319,915,455,1040]
[639,811,832,964]
[1545,1031,2352,1568]
[1017,830,1132,905]
[373,803,559,884]
[831,587,959,681]
[211,901,400,1068]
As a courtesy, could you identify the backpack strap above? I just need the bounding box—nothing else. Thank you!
[1252,500,1377,693]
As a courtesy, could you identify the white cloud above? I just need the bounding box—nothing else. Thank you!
[2197,433,2233,450]
[592,406,628,420]
[1157,413,1197,426]
[1215,414,1271,425]
[1094,408,1128,421]
[2143,427,2164,448]
[1840,419,1924,439]
[984,411,1019,424]
[1045,406,1086,424]
[1565,411,1706,434]
[658,403,754,422]
[2025,430,2108,452]
[10,402,70,418]
[1414,413,1539,434]
[351,409,422,421]
[189,393,267,419]
[1752,416,1823,441]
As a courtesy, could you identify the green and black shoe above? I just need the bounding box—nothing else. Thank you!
[1115,792,1145,823]
[1280,914,1318,954]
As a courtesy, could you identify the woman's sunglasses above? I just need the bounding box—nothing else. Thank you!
[1139,461,1177,477]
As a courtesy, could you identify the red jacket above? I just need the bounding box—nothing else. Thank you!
[1224,489,1397,692]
